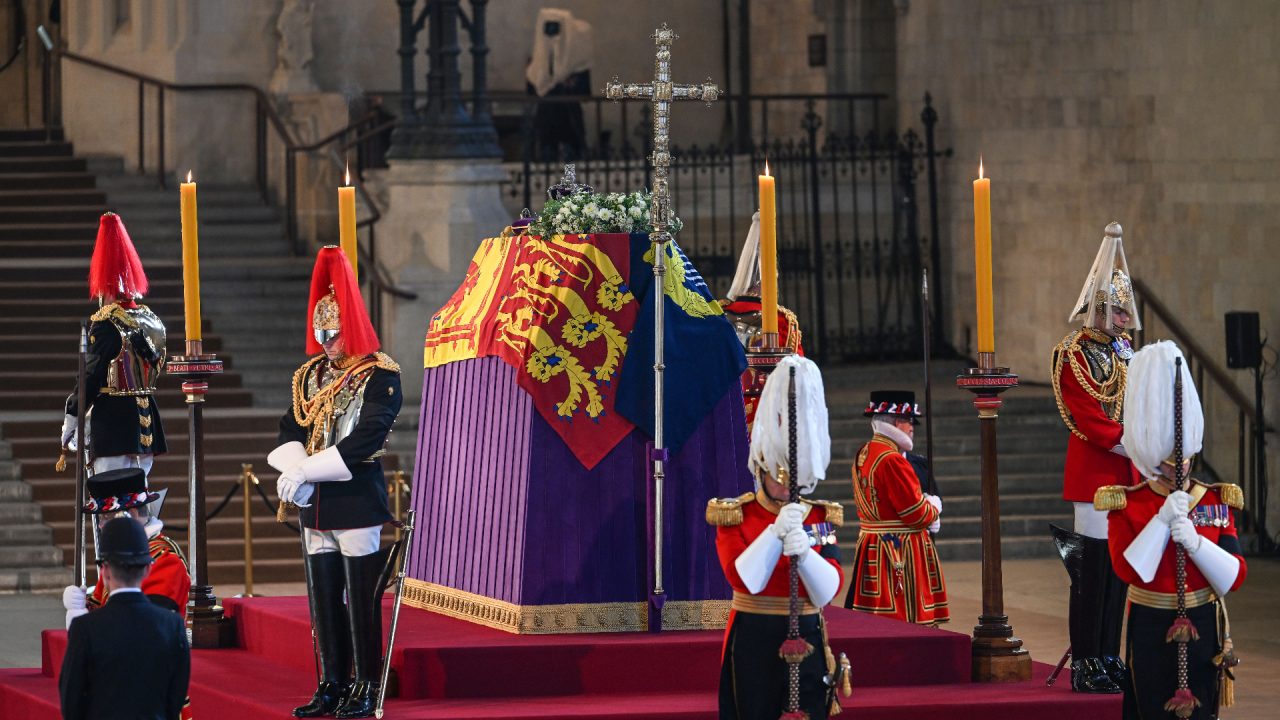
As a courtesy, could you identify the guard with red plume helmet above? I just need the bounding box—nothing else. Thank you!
[61,212,167,478]
[268,246,402,719]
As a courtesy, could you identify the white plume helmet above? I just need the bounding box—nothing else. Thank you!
[1069,221,1141,331]
[748,355,830,494]
[525,8,594,97]
[1121,341,1203,479]
[727,211,761,301]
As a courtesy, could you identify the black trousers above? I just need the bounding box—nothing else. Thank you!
[1126,602,1220,720]
[719,611,829,720]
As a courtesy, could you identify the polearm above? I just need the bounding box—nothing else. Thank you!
[779,365,808,717]
[73,321,88,587]
[1166,357,1197,717]
[376,509,416,720]
[921,269,937,495]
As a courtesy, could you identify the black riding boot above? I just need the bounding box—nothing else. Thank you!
[1050,525,1121,694]
[1097,546,1131,690]
[294,551,353,718]
[334,552,385,719]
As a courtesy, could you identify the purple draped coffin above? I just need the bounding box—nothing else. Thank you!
[404,356,752,633]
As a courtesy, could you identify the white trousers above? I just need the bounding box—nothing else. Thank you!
[92,454,154,476]
[303,526,382,557]
[1073,502,1109,539]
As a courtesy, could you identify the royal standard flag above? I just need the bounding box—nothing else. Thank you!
[616,239,748,453]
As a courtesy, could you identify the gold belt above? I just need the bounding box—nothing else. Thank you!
[101,388,155,397]
[731,591,819,616]
[857,520,923,535]
[1128,585,1217,610]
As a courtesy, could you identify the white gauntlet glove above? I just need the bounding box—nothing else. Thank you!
[60,415,77,451]
[1169,516,1202,553]
[771,503,807,539]
[924,494,942,533]
[782,527,809,564]
[276,467,313,507]
[63,585,88,629]
[1157,490,1191,525]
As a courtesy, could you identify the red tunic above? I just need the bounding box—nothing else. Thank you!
[88,534,191,619]
[715,492,843,636]
[845,436,949,624]
[1052,330,1137,502]
[1107,480,1247,596]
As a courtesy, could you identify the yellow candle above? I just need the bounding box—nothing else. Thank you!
[758,163,778,336]
[179,172,201,342]
[339,165,358,280]
[973,159,994,354]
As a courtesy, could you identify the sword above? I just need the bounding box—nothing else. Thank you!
[73,321,88,587]
[1046,645,1071,687]
[376,509,415,720]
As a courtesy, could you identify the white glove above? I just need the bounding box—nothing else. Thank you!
[1157,491,1191,525]
[61,415,77,451]
[782,527,809,562]
[276,468,313,507]
[1111,444,1129,458]
[62,585,86,611]
[1170,516,1202,553]
[771,503,807,539]
[928,517,941,534]
[924,494,942,533]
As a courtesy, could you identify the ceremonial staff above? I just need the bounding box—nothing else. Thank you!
[1165,357,1197,718]
[605,24,718,630]
[778,365,809,719]
[921,269,937,496]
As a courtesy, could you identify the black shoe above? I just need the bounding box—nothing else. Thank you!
[1071,658,1122,694]
[334,680,378,718]
[293,680,349,718]
[1099,655,1130,690]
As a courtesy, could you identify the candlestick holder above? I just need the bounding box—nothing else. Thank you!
[167,340,233,648]
[956,352,1031,681]
[742,334,793,431]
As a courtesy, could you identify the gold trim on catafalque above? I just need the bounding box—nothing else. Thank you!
[402,578,729,634]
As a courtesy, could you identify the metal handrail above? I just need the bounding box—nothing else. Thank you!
[39,33,415,336]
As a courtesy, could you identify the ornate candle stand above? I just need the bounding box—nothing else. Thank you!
[167,340,232,648]
[955,352,1031,681]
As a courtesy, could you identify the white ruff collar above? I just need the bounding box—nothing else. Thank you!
[871,419,914,452]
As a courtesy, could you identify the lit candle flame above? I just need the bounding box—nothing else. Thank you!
[978,157,984,180]
[186,170,193,183]
[764,159,771,177]
[344,163,350,186]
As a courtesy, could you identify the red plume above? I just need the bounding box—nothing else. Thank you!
[88,213,148,300]
[305,246,379,357]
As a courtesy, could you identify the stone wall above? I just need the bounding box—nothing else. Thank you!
[896,0,1280,535]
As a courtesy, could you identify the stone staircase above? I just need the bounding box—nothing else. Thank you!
[813,363,1070,561]
[0,128,321,588]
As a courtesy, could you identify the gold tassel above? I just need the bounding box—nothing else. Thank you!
[1214,635,1238,709]
[55,452,67,473]
[840,653,852,697]
[276,501,291,523]
[828,695,842,716]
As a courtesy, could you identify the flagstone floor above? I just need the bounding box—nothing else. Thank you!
[4,560,1277,717]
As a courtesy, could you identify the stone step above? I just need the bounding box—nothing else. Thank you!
[0,188,106,206]
[0,171,95,191]
[0,566,72,593]
[0,128,65,142]
[0,544,63,569]
[933,535,1058,561]
[0,385,254,411]
[0,524,54,545]
[838,513,1070,540]
[811,471,1063,499]
[0,503,44,523]
[0,368,245,392]
[9,431,278,460]
[829,432,1066,457]
[0,481,34,502]
[819,493,1063,519]
[104,204,280,225]
[0,205,103,224]
[1,411,280,438]
[0,156,86,173]
[0,141,73,157]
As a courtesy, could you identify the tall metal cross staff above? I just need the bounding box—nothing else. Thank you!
[605,24,718,630]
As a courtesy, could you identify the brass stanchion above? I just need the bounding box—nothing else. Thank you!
[240,463,256,598]
[388,470,408,542]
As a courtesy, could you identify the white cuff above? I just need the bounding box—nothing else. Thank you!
[735,528,783,594]
[268,441,308,473]
[797,550,840,607]
[65,608,88,630]
[293,482,315,506]
[1187,538,1241,598]
[299,446,353,483]
[1124,515,1171,583]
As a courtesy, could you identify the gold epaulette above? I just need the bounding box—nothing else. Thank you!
[372,352,401,374]
[150,534,188,565]
[90,302,142,328]
[1210,482,1244,510]
[1093,484,1140,511]
[802,498,844,527]
[706,492,755,527]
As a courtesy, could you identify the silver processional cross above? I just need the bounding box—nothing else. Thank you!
[605,24,718,628]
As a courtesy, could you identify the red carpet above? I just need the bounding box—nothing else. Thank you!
[0,596,1119,719]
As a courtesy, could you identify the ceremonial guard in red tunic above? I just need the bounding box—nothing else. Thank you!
[271,247,402,720]
[719,211,805,427]
[843,391,948,625]
[1100,341,1245,719]
[1049,221,1140,693]
[61,213,167,477]
[60,467,193,719]
[709,356,850,719]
